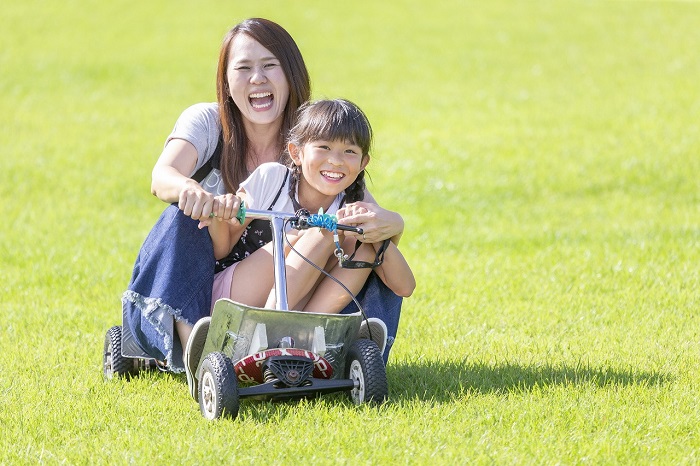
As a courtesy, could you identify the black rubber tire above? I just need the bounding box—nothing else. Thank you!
[345,339,388,405]
[198,352,239,420]
[103,326,135,379]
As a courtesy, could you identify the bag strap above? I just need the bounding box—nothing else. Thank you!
[191,133,223,183]
[340,239,391,269]
[267,170,289,210]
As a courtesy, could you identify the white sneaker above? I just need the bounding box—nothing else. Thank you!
[358,317,387,356]
[184,317,210,400]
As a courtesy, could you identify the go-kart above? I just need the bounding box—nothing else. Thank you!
[103,206,388,420]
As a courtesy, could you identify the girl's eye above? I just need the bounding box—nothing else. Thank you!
[264,63,279,69]
[234,66,250,71]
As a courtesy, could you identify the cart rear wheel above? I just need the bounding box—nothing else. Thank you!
[198,352,239,420]
[103,326,136,379]
[345,339,388,405]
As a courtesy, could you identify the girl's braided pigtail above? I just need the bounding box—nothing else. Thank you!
[344,169,366,203]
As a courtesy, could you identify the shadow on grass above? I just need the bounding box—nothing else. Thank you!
[386,358,671,402]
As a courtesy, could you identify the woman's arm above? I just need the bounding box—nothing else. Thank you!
[151,138,217,219]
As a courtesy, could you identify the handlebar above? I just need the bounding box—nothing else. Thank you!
[241,203,363,235]
[238,204,362,311]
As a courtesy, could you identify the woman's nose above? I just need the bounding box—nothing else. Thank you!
[250,67,267,84]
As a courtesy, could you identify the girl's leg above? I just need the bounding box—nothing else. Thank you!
[226,244,276,307]
[301,239,376,313]
[227,232,308,307]
[266,228,338,310]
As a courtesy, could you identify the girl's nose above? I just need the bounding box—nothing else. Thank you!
[327,152,343,166]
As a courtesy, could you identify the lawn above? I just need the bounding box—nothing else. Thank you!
[1,0,699,464]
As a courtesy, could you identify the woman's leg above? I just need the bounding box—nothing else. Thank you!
[122,204,215,372]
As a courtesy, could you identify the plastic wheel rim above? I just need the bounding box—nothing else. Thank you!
[103,347,113,379]
[349,360,365,405]
[200,371,216,419]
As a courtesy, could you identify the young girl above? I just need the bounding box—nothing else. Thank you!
[202,99,415,314]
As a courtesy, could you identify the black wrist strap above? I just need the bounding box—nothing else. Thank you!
[340,239,391,269]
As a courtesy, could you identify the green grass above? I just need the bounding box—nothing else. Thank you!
[2,0,699,464]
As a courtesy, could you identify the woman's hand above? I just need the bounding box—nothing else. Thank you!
[336,201,405,244]
[178,180,216,220]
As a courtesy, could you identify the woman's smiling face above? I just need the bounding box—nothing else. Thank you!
[226,34,290,127]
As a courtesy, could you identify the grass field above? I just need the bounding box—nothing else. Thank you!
[1,0,699,464]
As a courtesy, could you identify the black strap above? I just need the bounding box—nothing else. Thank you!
[340,239,391,269]
[191,133,223,183]
[268,170,289,210]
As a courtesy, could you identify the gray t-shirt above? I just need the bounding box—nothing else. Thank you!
[166,102,225,195]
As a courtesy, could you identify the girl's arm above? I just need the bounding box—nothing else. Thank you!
[198,193,247,260]
[151,138,216,219]
[371,241,415,297]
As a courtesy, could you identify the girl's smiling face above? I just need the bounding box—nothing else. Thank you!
[289,139,369,208]
[226,34,290,128]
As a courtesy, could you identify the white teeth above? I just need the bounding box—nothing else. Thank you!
[322,171,344,180]
[249,92,272,98]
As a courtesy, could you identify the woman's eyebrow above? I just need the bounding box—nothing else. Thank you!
[232,55,278,64]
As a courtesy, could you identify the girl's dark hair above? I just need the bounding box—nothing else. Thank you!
[287,99,373,204]
[216,18,311,193]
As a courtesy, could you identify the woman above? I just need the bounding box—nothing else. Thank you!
[122,18,405,373]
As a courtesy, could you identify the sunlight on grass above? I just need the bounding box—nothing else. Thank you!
[1,0,699,463]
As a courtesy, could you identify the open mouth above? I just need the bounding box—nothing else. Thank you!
[249,92,273,110]
[321,171,345,181]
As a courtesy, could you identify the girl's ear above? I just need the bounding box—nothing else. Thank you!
[288,142,302,164]
[360,155,370,170]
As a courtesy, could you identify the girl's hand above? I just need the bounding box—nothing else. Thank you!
[198,194,241,229]
[337,201,405,244]
[211,193,241,222]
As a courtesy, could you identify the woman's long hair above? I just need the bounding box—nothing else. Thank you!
[216,18,311,193]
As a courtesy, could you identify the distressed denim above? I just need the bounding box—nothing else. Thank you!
[122,205,214,372]
[122,204,403,372]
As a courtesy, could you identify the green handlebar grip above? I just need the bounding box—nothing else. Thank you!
[208,200,246,225]
[236,201,246,225]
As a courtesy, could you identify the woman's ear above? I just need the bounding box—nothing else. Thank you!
[288,142,302,164]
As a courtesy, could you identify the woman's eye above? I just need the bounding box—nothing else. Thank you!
[264,63,279,69]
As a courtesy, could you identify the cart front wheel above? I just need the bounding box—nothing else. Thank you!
[346,339,388,405]
[199,352,239,420]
